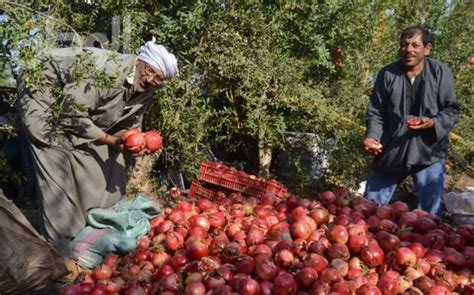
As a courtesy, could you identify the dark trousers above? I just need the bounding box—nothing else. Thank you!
[365,161,444,216]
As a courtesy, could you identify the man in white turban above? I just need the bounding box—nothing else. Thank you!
[133,37,179,92]
[16,37,178,276]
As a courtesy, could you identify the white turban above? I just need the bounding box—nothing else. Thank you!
[137,37,179,79]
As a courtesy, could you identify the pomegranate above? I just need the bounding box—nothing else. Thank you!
[240,277,260,295]
[151,251,170,268]
[144,130,162,152]
[254,259,278,281]
[291,219,312,239]
[376,205,394,219]
[169,187,181,199]
[395,247,417,267]
[169,251,189,270]
[295,267,318,288]
[328,224,349,245]
[259,281,273,295]
[321,191,336,204]
[121,128,139,141]
[398,212,418,228]
[375,231,400,253]
[251,244,272,257]
[447,233,466,252]
[185,281,206,295]
[320,267,341,284]
[186,238,209,260]
[273,272,298,295]
[311,280,331,294]
[247,228,265,246]
[415,216,437,234]
[166,231,184,251]
[274,249,295,268]
[425,285,451,295]
[357,283,381,295]
[326,243,350,261]
[59,284,81,295]
[407,117,422,126]
[408,242,426,258]
[377,275,400,295]
[360,243,384,268]
[330,258,349,277]
[308,207,328,226]
[443,247,465,267]
[94,264,113,281]
[390,201,409,217]
[404,266,424,281]
[103,253,120,268]
[125,132,146,152]
[234,255,255,274]
[397,275,413,293]
[303,253,327,273]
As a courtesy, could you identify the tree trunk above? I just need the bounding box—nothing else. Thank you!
[258,127,272,178]
[126,152,161,199]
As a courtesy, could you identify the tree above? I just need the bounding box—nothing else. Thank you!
[1,0,472,193]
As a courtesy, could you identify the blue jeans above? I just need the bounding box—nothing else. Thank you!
[365,161,444,216]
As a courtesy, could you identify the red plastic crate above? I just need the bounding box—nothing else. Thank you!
[219,170,249,192]
[198,162,287,198]
[198,162,229,186]
[239,178,287,198]
[188,180,216,199]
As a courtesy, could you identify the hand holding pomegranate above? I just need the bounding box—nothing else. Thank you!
[364,138,383,155]
[407,117,434,130]
[99,133,124,152]
[121,128,163,156]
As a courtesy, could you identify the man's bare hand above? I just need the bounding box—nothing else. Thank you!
[364,138,383,155]
[408,117,434,130]
[99,133,124,152]
[128,148,147,157]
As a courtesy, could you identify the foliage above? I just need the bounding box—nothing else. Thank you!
[0,123,17,184]
[1,0,473,192]
[434,1,474,173]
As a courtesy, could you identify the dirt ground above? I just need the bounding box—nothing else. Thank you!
[448,172,474,191]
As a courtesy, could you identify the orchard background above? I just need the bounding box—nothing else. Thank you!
[1,0,473,195]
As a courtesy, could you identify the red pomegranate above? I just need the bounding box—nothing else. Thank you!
[145,130,163,152]
[407,117,422,126]
[125,132,146,152]
[121,128,139,141]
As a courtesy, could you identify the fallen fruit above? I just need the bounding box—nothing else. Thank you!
[62,163,474,295]
[169,187,181,199]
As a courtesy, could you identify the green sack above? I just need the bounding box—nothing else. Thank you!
[68,195,161,269]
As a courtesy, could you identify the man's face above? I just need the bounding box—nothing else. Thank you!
[134,62,166,92]
[399,33,432,69]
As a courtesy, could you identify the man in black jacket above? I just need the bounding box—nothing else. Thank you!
[364,26,460,216]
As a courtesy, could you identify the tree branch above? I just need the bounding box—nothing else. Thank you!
[2,1,83,47]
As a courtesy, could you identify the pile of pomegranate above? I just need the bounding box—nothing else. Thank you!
[60,186,474,295]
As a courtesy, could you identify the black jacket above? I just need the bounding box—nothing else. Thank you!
[365,57,460,173]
